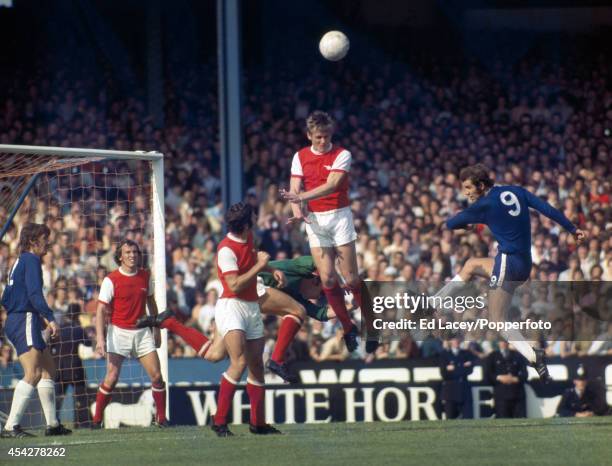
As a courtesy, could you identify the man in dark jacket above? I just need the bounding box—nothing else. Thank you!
[556,366,598,417]
[51,303,93,428]
[440,335,477,419]
[484,340,527,418]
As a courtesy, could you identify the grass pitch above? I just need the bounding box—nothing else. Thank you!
[1,418,610,465]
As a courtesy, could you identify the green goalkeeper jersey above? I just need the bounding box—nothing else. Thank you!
[258,256,329,321]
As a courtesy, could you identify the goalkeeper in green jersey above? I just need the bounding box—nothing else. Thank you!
[259,255,332,322]
[138,256,337,383]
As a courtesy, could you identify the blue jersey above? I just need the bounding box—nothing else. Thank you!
[446,185,576,255]
[1,252,55,322]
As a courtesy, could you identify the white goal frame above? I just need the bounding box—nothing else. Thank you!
[0,144,169,419]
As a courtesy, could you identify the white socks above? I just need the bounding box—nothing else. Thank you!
[37,379,59,427]
[5,380,35,430]
[501,329,536,363]
[435,274,464,300]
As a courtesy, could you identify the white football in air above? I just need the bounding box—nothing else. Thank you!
[319,30,350,61]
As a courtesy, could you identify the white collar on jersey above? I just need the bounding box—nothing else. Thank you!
[310,144,333,155]
[118,266,138,276]
[227,232,247,243]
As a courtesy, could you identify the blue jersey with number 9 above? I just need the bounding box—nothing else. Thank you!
[446,185,576,256]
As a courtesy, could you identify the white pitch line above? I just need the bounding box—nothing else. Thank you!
[38,434,203,447]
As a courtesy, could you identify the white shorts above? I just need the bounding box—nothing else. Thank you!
[106,324,156,359]
[305,207,357,248]
[256,276,268,298]
[215,298,264,340]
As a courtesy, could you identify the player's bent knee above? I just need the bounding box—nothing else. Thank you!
[204,350,225,363]
[289,304,306,321]
[463,258,476,272]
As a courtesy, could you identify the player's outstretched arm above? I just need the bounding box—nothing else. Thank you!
[446,203,486,230]
[572,229,588,245]
[523,189,578,233]
[526,190,588,244]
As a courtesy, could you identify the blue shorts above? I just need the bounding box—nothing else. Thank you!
[4,312,46,356]
[489,252,532,293]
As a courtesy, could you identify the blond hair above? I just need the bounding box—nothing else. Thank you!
[306,110,334,134]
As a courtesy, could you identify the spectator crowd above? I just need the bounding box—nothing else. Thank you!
[0,43,611,379]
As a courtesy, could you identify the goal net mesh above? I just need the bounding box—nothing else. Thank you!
[0,148,163,430]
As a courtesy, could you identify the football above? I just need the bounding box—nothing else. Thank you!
[319,30,350,61]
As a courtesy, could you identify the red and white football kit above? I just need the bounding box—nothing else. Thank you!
[215,231,264,340]
[94,267,167,426]
[98,268,156,358]
[290,145,357,248]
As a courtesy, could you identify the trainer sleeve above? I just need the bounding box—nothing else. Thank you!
[523,188,576,233]
[217,247,239,275]
[446,202,486,229]
[24,254,55,322]
[98,277,114,304]
[290,152,303,177]
[330,150,351,172]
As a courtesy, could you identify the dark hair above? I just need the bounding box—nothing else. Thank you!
[114,239,142,266]
[18,223,50,253]
[306,110,334,133]
[459,164,494,189]
[225,202,254,234]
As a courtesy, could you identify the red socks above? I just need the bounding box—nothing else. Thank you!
[161,317,210,355]
[271,315,302,364]
[246,379,266,426]
[214,374,267,426]
[323,284,353,333]
[152,382,167,423]
[214,373,237,425]
[93,383,113,423]
[349,281,376,337]
[349,283,362,309]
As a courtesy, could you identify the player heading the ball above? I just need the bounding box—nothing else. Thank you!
[281,110,377,353]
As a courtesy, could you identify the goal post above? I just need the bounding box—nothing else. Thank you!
[0,144,169,427]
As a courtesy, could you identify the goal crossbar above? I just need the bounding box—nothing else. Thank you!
[0,143,169,423]
[0,144,163,161]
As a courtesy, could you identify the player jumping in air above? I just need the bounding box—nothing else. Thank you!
[1,223,72,438]
[92,239,168,428]
[211,202,284,437]
[436,164,587,382]
[138,255,335,383]
[280,110,378,353]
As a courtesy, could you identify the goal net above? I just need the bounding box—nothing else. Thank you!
[0,145,167,430]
